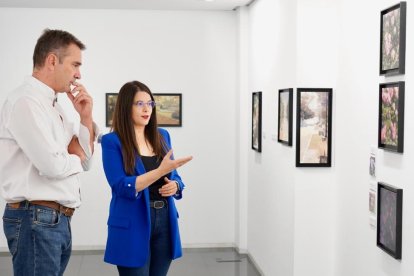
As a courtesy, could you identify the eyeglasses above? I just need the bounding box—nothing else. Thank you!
[133,100,156,109]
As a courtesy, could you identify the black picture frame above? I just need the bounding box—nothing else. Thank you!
[378,82,405,153]
[377,182,403,259]
[153,93,182,127]
[296,88,332,167]
[380,2,406,75]
[105,93,118,127]
[252,92,262,152]
[278,88,293,146]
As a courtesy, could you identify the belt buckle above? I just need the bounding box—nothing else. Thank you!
[153,201,165,209]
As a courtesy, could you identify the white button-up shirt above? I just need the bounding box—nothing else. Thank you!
[0,76,97,208]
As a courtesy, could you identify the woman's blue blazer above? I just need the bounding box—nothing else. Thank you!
[101,128,185,267]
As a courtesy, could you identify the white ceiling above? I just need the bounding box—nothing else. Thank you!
[0,0,253,11]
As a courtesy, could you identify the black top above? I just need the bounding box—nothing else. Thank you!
[140,155,171,201]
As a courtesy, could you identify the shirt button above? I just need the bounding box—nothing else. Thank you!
[128,184,131,187]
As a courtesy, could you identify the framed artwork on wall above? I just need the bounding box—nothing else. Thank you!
[153,93,182,127]
[252,92,262,152]
[380,1,406,75]
[377,182,403,259]
[278,88,293,146]
[296,88,332,167]
[106,93,118,127]
[378,82,405,153]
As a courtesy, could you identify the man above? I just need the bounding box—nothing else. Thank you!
[0,29,98,275]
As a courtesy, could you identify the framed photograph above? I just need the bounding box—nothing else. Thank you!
[106,93,118,127]
[378,82,405,153]
[252,92,262,152]
[296,88,332,167]
[278,88,293,146]
[380,2,406,75]
[153,93,182,127]
[377,182,403,259]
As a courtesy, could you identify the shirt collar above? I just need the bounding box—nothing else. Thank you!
[26,76,57,106]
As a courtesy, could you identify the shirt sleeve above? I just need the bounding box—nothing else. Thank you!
[6,97,83,179]
[78,122,99,171]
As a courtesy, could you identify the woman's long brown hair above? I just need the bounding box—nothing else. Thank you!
[111,81,168,175]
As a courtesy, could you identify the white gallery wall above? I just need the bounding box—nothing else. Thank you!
[335,0,414,275]
[243,0,414,275]
[244,0,297,275]
[0,8,237,250]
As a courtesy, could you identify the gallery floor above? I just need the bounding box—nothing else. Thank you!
[0,248,261,276]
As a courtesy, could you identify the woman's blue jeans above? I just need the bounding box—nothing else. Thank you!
[2,201,72,276]
[117,205,172,276]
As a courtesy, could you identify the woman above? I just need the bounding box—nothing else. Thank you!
[101,80,192,276]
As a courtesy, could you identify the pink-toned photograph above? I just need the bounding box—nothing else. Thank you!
[380,2,406,75]
[378,82,405,153]
[377,182,403,259]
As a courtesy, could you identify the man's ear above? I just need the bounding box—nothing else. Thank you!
[45,53,58,70]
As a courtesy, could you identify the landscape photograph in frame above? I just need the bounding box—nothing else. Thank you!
[252,92,262,152]
[296,88,332,167]
[106,93,118,127]
[278,88,293,146]
[153,93,182,127]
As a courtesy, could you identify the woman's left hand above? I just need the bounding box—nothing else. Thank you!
[159,177,178,197]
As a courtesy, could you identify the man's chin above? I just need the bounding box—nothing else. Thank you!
[59,87,71,93]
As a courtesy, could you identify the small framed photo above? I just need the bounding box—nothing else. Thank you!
[296,88,332,167]
[377,182,403,259]
[106,93,118,127]
[278,88,293,146]
[252,92,262,152]
[378,82,405,153]
[380,2,406,75]
[153,93,182,127]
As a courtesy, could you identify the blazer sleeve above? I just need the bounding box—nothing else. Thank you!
[160,128,185,200]
[101,134,141,199]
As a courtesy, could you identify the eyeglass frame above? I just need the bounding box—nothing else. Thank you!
[133,100,156,109]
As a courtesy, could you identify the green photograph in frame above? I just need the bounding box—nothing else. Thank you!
[153,93,182,127]
[106,93,118,127]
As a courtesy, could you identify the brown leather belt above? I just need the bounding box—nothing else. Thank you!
[8,201,75,217]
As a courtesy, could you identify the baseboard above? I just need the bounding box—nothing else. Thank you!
[71,245,106,251]
[244,251,265,276]
[182,242,235,249]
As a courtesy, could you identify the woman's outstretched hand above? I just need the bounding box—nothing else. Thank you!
[158,149,193,175]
